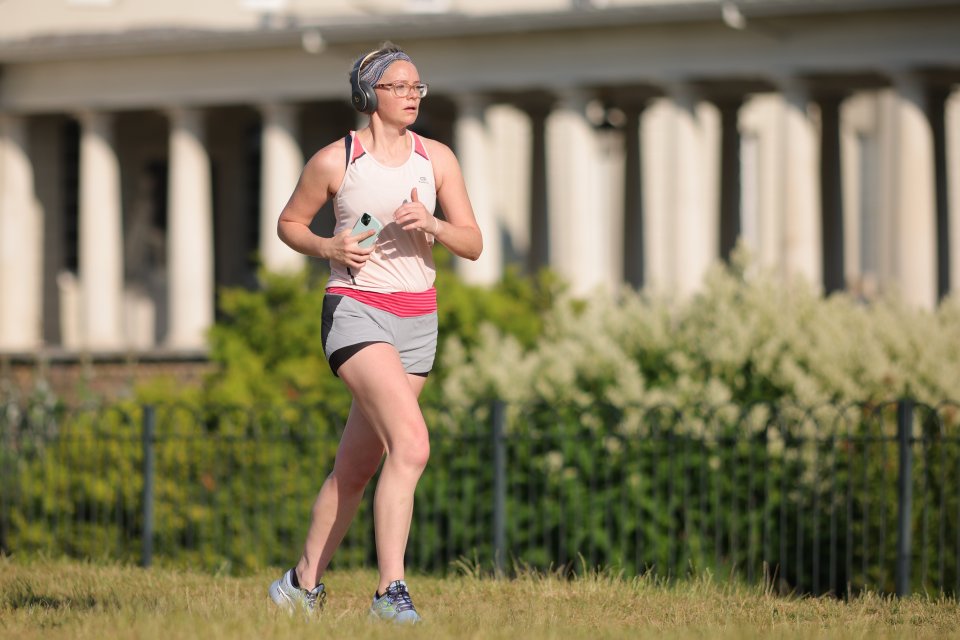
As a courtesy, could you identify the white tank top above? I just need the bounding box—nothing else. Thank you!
[326,130,438,293]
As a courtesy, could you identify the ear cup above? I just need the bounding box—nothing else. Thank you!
[353,80,377,114]
[350,52,379,114]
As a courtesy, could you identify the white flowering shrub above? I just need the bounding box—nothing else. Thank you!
[440,255,960,415]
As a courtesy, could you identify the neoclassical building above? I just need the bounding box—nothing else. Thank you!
[1,0,959,357]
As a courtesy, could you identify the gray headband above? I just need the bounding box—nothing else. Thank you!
[359,50,412,86]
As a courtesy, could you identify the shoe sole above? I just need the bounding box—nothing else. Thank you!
[369,608,422,624]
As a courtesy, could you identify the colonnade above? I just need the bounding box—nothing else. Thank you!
[0,74,958,353]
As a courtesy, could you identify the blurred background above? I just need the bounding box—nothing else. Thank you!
[2,1,960,594]
[1,0,959,395]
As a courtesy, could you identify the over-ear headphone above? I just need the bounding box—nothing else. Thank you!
[350,50,379,114]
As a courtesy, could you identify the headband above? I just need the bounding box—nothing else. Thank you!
[359,50,412,86]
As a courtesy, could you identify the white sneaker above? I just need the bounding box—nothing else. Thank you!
[268,568,325,615]
[369,579,422,624]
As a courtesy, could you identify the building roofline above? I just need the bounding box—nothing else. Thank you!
[1,0,958,63]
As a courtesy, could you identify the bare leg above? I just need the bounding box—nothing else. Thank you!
[294,344,427,591]
[294,400,385,589]
[336,343,429,595]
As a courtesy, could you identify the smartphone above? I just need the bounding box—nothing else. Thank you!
[352,212,383,248]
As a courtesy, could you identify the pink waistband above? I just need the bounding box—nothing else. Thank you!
[326,287,438,317]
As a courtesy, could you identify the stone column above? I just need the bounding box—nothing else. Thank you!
[669,85,716,297]
[779,81,822,287]
[259,102,305,273]
[0,115,43,351]
[737,95,776,269]
[452,94,501,285]
[599,118,626,291]
[948,87,960,298]
[487,103,532,266]
[641,98,672,291]
[892,74,937,309]
[546,89,613,296]
[166,107,214,349]
[77,110,124,350]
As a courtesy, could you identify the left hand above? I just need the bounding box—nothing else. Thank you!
[393,187,436,235]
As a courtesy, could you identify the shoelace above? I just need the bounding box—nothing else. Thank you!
[385,582,415,613]
[304,584,326,609]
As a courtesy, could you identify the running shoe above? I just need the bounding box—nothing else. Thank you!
[369,579,422,624]
[268,568,325,615]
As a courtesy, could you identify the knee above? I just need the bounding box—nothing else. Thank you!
[391,432,430,473]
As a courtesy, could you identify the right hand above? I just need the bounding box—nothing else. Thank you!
[329,228,375,270]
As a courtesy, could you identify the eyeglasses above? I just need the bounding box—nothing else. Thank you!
[372,81,429,99]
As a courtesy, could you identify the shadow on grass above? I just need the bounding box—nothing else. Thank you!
[4,578,120,612]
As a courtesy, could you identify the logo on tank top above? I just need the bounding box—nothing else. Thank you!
[418,176,430,184]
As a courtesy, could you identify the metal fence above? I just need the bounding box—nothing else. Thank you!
[2,398,959,597]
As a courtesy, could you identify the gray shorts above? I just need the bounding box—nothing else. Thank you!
[321,294,438,377]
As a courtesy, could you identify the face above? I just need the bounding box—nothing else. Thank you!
[373,60,422,124]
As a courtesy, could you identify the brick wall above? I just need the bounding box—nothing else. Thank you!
[1,351,215,404]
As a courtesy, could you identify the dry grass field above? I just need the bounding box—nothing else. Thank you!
[2,555,959,639]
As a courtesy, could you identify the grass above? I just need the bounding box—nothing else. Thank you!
[2,556,959,639]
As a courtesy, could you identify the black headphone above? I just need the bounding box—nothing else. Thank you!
[350,50,379,114]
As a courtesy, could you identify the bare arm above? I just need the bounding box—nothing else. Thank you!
[430,141,483,261]
[276,140,376,269]
[393,139,483,261]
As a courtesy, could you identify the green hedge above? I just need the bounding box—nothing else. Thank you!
[4,398,958,596]
[3,255,960,594]
[438,253,960,411]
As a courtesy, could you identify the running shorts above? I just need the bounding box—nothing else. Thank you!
[321,293,438,377]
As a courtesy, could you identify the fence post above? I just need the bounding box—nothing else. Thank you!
[492,400,507,577]
[141,405,156,568]
[896,398,914,597]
